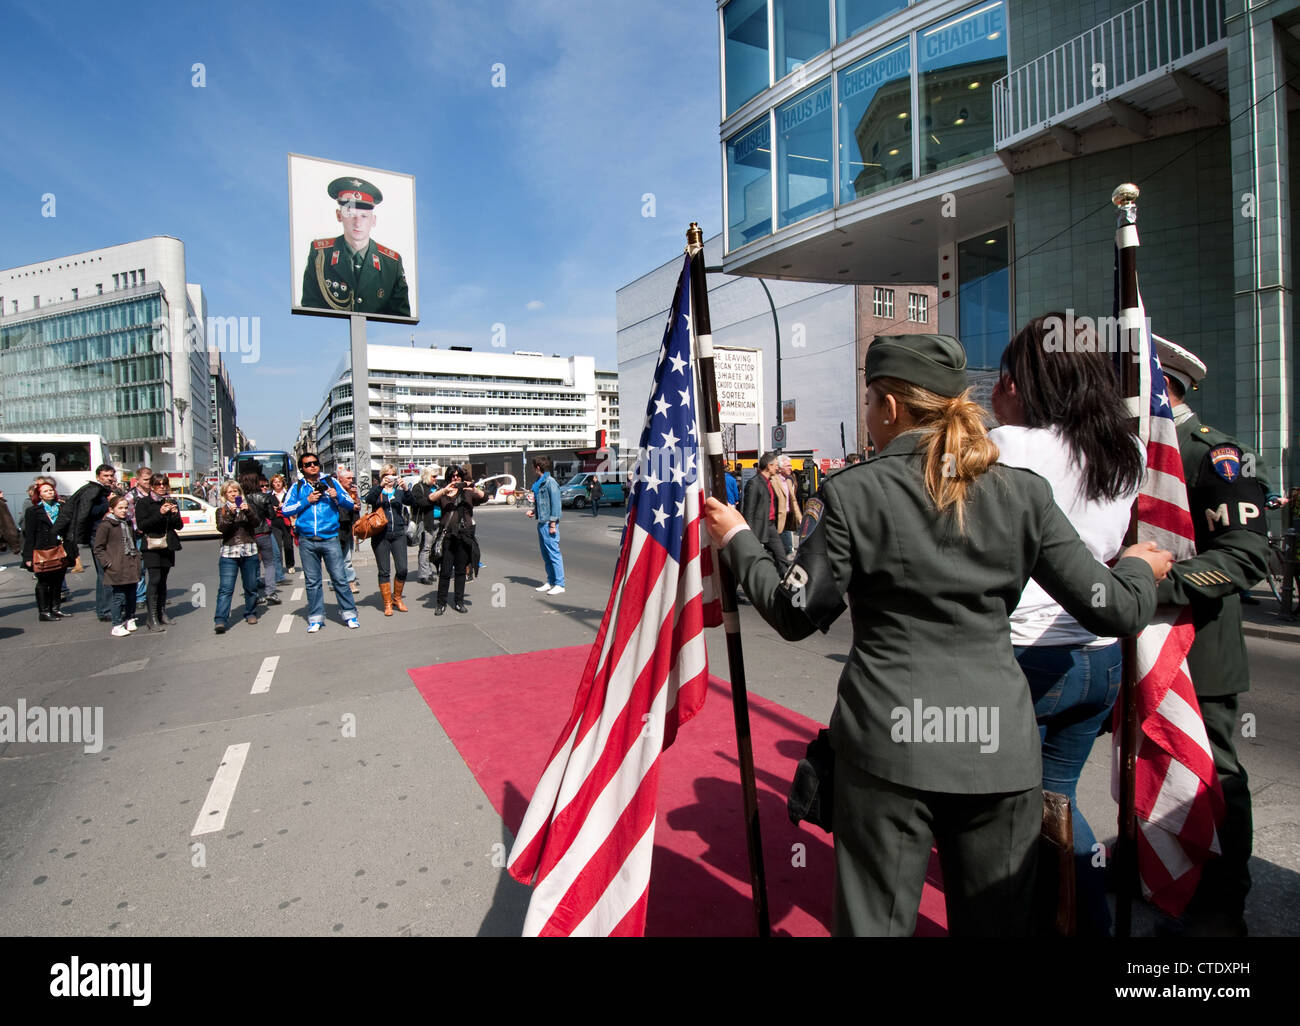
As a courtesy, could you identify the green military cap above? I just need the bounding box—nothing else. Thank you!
[864,334,968,397]
[327,176,383,209]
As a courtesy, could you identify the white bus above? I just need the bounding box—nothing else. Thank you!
[0,433,113,505]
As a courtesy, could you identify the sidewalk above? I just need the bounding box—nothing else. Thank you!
[1241,583,1300,644]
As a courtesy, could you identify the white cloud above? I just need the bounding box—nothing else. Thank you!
[526,299,544,310]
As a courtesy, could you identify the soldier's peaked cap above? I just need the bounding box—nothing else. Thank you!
[865,334,968,398]
[1153,334,1206,392]
[328,177,383,209]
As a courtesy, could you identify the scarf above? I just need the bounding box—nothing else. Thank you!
[41,499,60,521]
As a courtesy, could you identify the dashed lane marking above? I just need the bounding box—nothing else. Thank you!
[250,655,279,695]
[192,743,250,836]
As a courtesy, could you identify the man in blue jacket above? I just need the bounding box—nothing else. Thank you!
[529,455,565,595]
[279,452,359,632]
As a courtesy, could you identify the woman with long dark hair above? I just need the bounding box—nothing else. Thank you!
[433,464,484,615]
[705,332,1171,936]
[990,312,1145,935]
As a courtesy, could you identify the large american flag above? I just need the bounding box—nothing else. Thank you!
[507,256,722,935]
[1114,267,1225,915]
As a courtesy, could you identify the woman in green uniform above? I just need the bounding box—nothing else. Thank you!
[703,333,1172,937]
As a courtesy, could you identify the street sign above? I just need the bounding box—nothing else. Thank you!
[772,424,787,449]
[714,346,762,425]
[161,447,179,454]
[781,399,796,423]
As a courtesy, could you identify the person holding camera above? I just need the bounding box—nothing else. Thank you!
[213,479,263,634]
[269,473,296,576]
[365,463,413,616]
[240,472,281,610]
[279,453,358,632]
[408,465,442,585]
[134,476,184,631]
[432,464,484,615]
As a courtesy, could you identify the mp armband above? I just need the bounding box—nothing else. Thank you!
[777,496,846,631]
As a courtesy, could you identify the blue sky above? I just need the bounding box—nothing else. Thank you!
[0,0,722,449]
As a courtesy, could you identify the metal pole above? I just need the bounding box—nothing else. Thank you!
[1112,182,1143,938]
[689,224,771,938]
[350,314,370,486]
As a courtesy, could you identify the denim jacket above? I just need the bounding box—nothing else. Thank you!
[533,473,561,524]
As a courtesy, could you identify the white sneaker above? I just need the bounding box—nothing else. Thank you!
[125,619,139,632]
[111,625,129,637]
[535,582,554,592]
[547,586,565,595]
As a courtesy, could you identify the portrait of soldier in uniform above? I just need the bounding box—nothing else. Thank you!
[299,176,410,318]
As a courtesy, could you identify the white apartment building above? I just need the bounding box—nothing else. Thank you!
[595,369,621,450]
[315,345,598,476]
[0,236,215,481]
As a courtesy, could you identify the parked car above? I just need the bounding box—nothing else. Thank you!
[171,492,220,537]
[475,474,518,505]
[559,472,626,509]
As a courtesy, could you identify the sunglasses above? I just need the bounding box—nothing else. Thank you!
[301,461,320,468]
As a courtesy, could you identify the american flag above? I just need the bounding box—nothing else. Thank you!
[1113,268,1225,915]
[506,256,722,935]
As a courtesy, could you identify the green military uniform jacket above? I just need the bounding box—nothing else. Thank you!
[300,236,410,317]
[723,430,1159,795]
[1155,411,1270,696]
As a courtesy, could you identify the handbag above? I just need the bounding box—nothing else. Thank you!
[33,544,68,573]
[405,519,420,546]
[145,534,169,551]
[787,728,834,833]
[352,505,387,541]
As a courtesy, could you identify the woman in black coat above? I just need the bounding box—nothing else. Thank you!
[21,480,73,622]
[364,463,412,615]
[134,477,184,631]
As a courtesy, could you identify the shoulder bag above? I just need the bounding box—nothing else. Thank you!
[33,545,69,573]
[353,505,387,541]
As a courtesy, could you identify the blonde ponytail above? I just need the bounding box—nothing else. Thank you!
[874,377,999,533]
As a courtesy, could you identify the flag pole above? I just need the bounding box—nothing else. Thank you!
[686,222,772,938]
[1113,182,1143,938]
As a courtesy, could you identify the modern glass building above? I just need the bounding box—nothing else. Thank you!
[717,0,1296,491]
[0,237,215,483]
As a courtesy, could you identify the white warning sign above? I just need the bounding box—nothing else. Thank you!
[714,346,762,425]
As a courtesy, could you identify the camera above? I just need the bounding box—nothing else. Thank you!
[314,481,330,494]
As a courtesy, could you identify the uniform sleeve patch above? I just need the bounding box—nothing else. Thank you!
[800,496,824,543]
[1210,445,1242,482]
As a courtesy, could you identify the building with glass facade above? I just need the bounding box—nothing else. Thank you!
[313,345,598,477]
[718,0,1296,491]
[0,237,215,482]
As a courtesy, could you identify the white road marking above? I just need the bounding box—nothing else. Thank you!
[292,588,304,601]
[92,658,150,677]
[192,743,250,836]
[276,614,294,634]
[250,655,279,695]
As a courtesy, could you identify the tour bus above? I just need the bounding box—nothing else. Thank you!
[233,449,293,486]
[0,433,112,502]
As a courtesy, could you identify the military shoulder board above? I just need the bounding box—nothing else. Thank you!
[376,244,400,261]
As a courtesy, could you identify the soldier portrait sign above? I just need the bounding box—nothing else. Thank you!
[288,153,419,324]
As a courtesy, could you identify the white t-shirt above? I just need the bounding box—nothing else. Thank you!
[990,425,1140,648]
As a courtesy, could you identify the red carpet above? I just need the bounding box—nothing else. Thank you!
[409,645,947,936]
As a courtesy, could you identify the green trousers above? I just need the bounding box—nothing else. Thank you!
[832,757,1040,936]
[1186,693,1252,924]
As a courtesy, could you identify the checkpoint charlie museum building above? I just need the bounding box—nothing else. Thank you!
[712,0,1297,488]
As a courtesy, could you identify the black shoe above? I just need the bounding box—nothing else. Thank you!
[214,623,227,634]
[265,595,282,605]
[453,602,467,614]
[52,605,74,619]
[39,609,57,622]
[157,612,175,625]
[435,605,446,616]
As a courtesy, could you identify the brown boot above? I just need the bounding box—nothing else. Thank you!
[392,579,409,613]
[379,580,393,616]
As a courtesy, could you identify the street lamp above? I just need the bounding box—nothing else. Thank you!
[172,397,189,485]
[517,439,529,498]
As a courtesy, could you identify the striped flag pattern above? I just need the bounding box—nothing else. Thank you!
[507,256,722,935]
[1113,260,1225,915]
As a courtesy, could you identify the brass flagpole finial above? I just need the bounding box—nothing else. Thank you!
[686,222,704,256]
[1111,183,1140,207]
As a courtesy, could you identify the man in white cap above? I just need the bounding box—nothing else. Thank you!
[1153,334,1270,936]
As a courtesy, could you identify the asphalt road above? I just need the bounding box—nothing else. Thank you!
[0,504,1295,936]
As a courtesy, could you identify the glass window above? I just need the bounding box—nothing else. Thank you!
[838,40,912,203]
[776,78,833,228]
[918,1,1006,176]
[726,116,773,249]
[958,227,1009,368]
[873,287,894,318]
[724,0,769,116]
[774,0,829,79]
[908,292,928,321]
[838,0,908,43]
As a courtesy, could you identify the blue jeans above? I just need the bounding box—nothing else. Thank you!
[110,583,138,627]
[339,529,357,584]
[537,522,564,587]
[1014,641,1123,936]
[135,536,149,603]
[271,532,286,582]
[216,554,260,626]
[299,534,357,624]
[93,552,112,619]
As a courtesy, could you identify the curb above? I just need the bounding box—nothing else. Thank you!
[1243,623,1300,644]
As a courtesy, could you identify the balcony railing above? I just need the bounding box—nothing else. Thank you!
[992,0,1225,148]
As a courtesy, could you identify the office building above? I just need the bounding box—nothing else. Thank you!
[717,0,1295,487]
[0,236,215,484]
[314,345,598,477]
[595,370,622,450]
